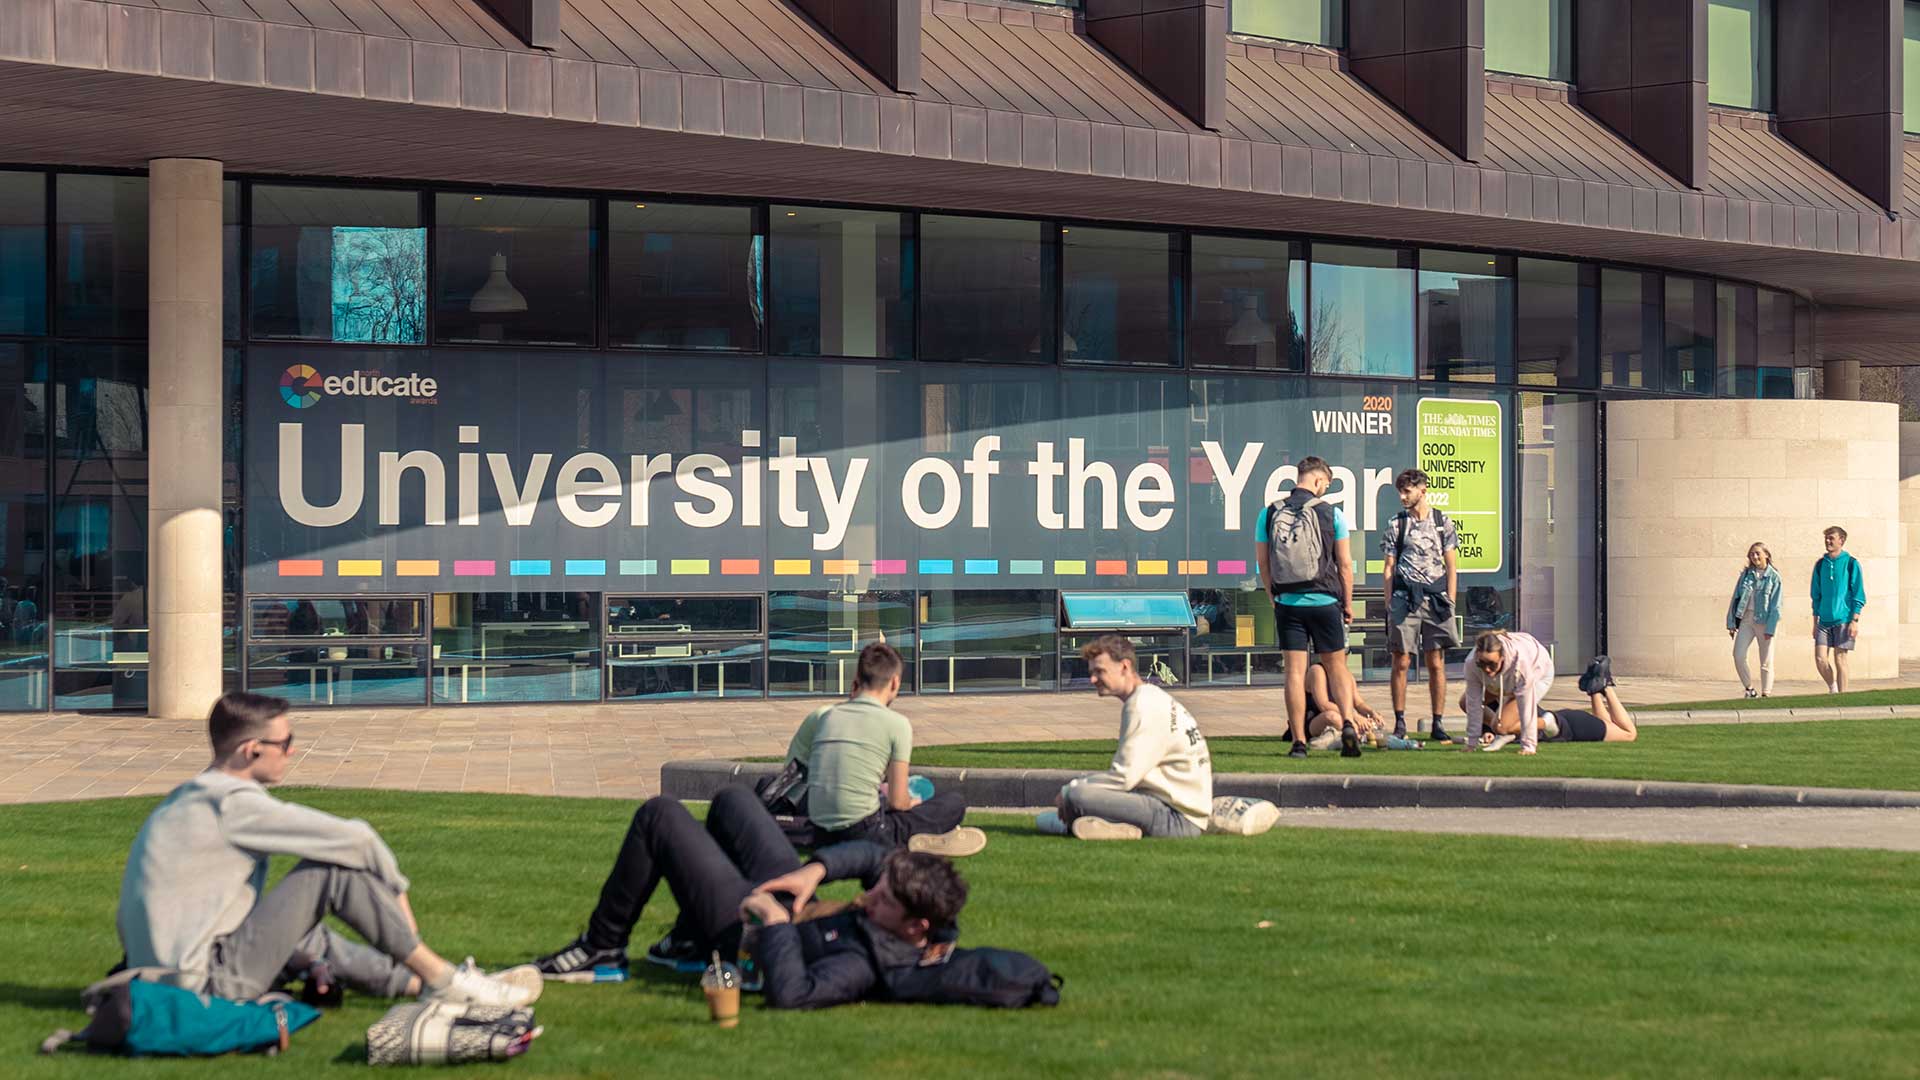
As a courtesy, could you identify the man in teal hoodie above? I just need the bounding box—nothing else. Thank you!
[1811,525,1867,693]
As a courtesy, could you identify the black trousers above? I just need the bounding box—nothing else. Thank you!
[585,785,801,953]
[812,791,968,849]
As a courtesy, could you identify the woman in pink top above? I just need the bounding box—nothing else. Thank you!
[1460,630,1555,755]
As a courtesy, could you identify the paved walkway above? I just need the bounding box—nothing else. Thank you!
[0,670,1911,806]
[1269,807,1920,852]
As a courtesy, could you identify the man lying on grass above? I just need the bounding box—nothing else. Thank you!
[531,785,987,1008]
[1053,634,1213,840]
[116,691,537,1008]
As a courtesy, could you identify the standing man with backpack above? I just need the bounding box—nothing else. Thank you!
[1380,469,1461,743]
[1255,456,1361,759]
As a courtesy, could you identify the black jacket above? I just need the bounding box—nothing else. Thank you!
[757,840,957,1010]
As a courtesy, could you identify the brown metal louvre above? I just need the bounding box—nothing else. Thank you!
[1226,47,1451,164]
[1903,142,1920,216]
[1483,87,1681,191]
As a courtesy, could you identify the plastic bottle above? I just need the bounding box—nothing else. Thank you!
[907,775,935,802]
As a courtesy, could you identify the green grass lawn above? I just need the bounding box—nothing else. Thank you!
[914,718,1920,791]
[1641,687,1920,711]
[5,790,1919,1079]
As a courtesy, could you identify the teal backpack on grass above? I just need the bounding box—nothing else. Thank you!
[41,973,321,1057]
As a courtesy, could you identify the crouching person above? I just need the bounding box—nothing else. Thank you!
[1055,635,1213,841]
[116,692,536,1007]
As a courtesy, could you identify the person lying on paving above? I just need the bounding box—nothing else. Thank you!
[530,785,986,1009]
[115,691,538,1008]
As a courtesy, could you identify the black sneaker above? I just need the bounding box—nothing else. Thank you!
[1339,722,1363,758]
[1392,717,1408,738]
[1578,655,1616,696]
[1430,721,1454,744]
[532,933,628,984]
[643,930,708,975]
[1288,741,1309,759]
[1595,654,1615,688]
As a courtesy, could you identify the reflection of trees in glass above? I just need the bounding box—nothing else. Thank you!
[331,227,425,343]
[1309,299,1348,371]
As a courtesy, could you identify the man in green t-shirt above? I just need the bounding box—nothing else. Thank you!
[786,643,984,857]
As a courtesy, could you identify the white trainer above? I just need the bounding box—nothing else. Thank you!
[1481,734,1517,753]
[1069,816,1144,841]
[424,958,540,1009]
[908,826,988,857]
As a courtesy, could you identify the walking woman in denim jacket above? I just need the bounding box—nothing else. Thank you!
[1726,542,1783,698]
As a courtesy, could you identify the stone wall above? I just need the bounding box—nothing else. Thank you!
[1607,400,1901,684]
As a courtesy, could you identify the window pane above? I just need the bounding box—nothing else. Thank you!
[768,590,916,696]
[1756,289,1795,398]
[0,172,46,336]
[52,345,148,710]
[608,595,761,635]
[1906,3,1920,133]
[770,206,911,358]
[1519,393,1595,673]
[609,202,762,351]
[223,182,240,342]
[1599,269,1660,390]
[1716,282,1759,397]
[1060,631,1186,691]
[1310,244,1414,377]
[1419,250,1514,382]
[56,175,147,339]
[917,590,1056,693]
[1233,0,1343,46]
[246,645,428,706]
[920,215,1051,363]
[1708,0,1773,109]
[0,344,48,710]
[249,185,425,343]
[434,194,593,346]
[1486,0,1572,80]
[1190,235,1304,370]
[1516,259,1594,386]
[1663,275,1715,394]
[429,592,599,703]
[1062,227,1178,365]
[248,598,425,638]
[1188,587,1285,687]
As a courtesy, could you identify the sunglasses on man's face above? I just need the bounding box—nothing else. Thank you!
[258,733,295,754]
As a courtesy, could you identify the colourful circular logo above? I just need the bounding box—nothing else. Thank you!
[280,364,323,409]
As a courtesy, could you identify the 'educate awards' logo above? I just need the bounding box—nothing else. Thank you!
[279,364,324,409]
[278,364,439,408]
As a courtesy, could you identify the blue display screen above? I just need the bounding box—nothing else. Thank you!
[1060,593,1193,630]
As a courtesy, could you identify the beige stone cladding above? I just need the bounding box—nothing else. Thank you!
[1607,400,1901,684]
[1902,423,1920,659]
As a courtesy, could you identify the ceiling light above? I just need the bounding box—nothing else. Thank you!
[469,252,528,314]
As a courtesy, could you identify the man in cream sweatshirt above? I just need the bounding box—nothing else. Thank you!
[115,691,535,1007]
[1056,635,1213,840]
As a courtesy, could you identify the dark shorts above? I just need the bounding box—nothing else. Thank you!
[1386,591,1461,655]
[1552,708,1609,742]
[1275,601,1346,654]
[1813,622,1856,651]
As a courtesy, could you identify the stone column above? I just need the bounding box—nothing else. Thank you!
[1824,357,1862,400]
[147,159,225,720]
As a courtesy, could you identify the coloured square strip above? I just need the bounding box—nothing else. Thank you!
[276,554,1247,580]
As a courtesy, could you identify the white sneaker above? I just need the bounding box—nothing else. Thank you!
[1308,728,1341,750]
[908,826,988,857]
[425,958,540,1008]
[1070,816,1144,841]
[1481,734,1516,753]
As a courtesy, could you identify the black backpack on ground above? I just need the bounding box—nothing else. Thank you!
[880,946,1063,1009]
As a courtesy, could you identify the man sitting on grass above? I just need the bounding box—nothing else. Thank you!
[1054,635,1213,840]
[530,785,975,1010]
[116,691,536,1007]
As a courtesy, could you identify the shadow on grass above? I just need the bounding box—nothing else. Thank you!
[0,981,82,1014]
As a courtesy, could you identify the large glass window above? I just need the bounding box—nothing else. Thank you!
[1486,0,1573,80]
[434,194,594,347]
[1310,245,1414,378]
[605,595,764,698]
[1664,275,1716,394]
[1906,3,1920,133]
[0,344,48,711]
[917,590,1057,693]
[1516,259,1595,387]
[1756,289,1796,398]
[1188,586,1284,687]
[1716,282,1759,396]
[1062,227,1179,366]
[51,345,148,710]
[246,597,429,706]
[1599,268,1661,390]
[56,175,147,339]
[222,181,241,342]
[249,598,424,638]
[1190,235,1304,370]
[609,201,762,352]
[1519,393,1596,674]
[0,172,46,337]
[431,592,599,703]
[770,206,911,359]
[769,591,916,696]
[920,215,1052,363]
[1708,0,1773,110]
[249,185,425,343]
[1419,251,1514,383]
[1233,0,1343,46]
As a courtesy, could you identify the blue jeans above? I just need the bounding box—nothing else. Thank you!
[1060,781,1203,838]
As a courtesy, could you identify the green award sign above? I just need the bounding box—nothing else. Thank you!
[1416,398,1503,574]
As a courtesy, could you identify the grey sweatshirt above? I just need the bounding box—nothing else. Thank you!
[116,770,410,989]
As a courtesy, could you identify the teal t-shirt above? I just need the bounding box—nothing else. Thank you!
[1254,501,1349,607]
[786,695,913,831]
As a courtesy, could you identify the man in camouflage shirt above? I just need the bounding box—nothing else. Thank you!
[1380,469,1460,742]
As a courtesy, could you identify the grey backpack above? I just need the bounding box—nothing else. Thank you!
[1266,495,1326,591]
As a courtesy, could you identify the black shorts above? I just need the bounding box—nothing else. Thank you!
[1275,602,1346,654]
[1553,708,1609,742]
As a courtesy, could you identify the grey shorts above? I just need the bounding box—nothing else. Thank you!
[1387,591,1461,655]
[1813,622,1856,650]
